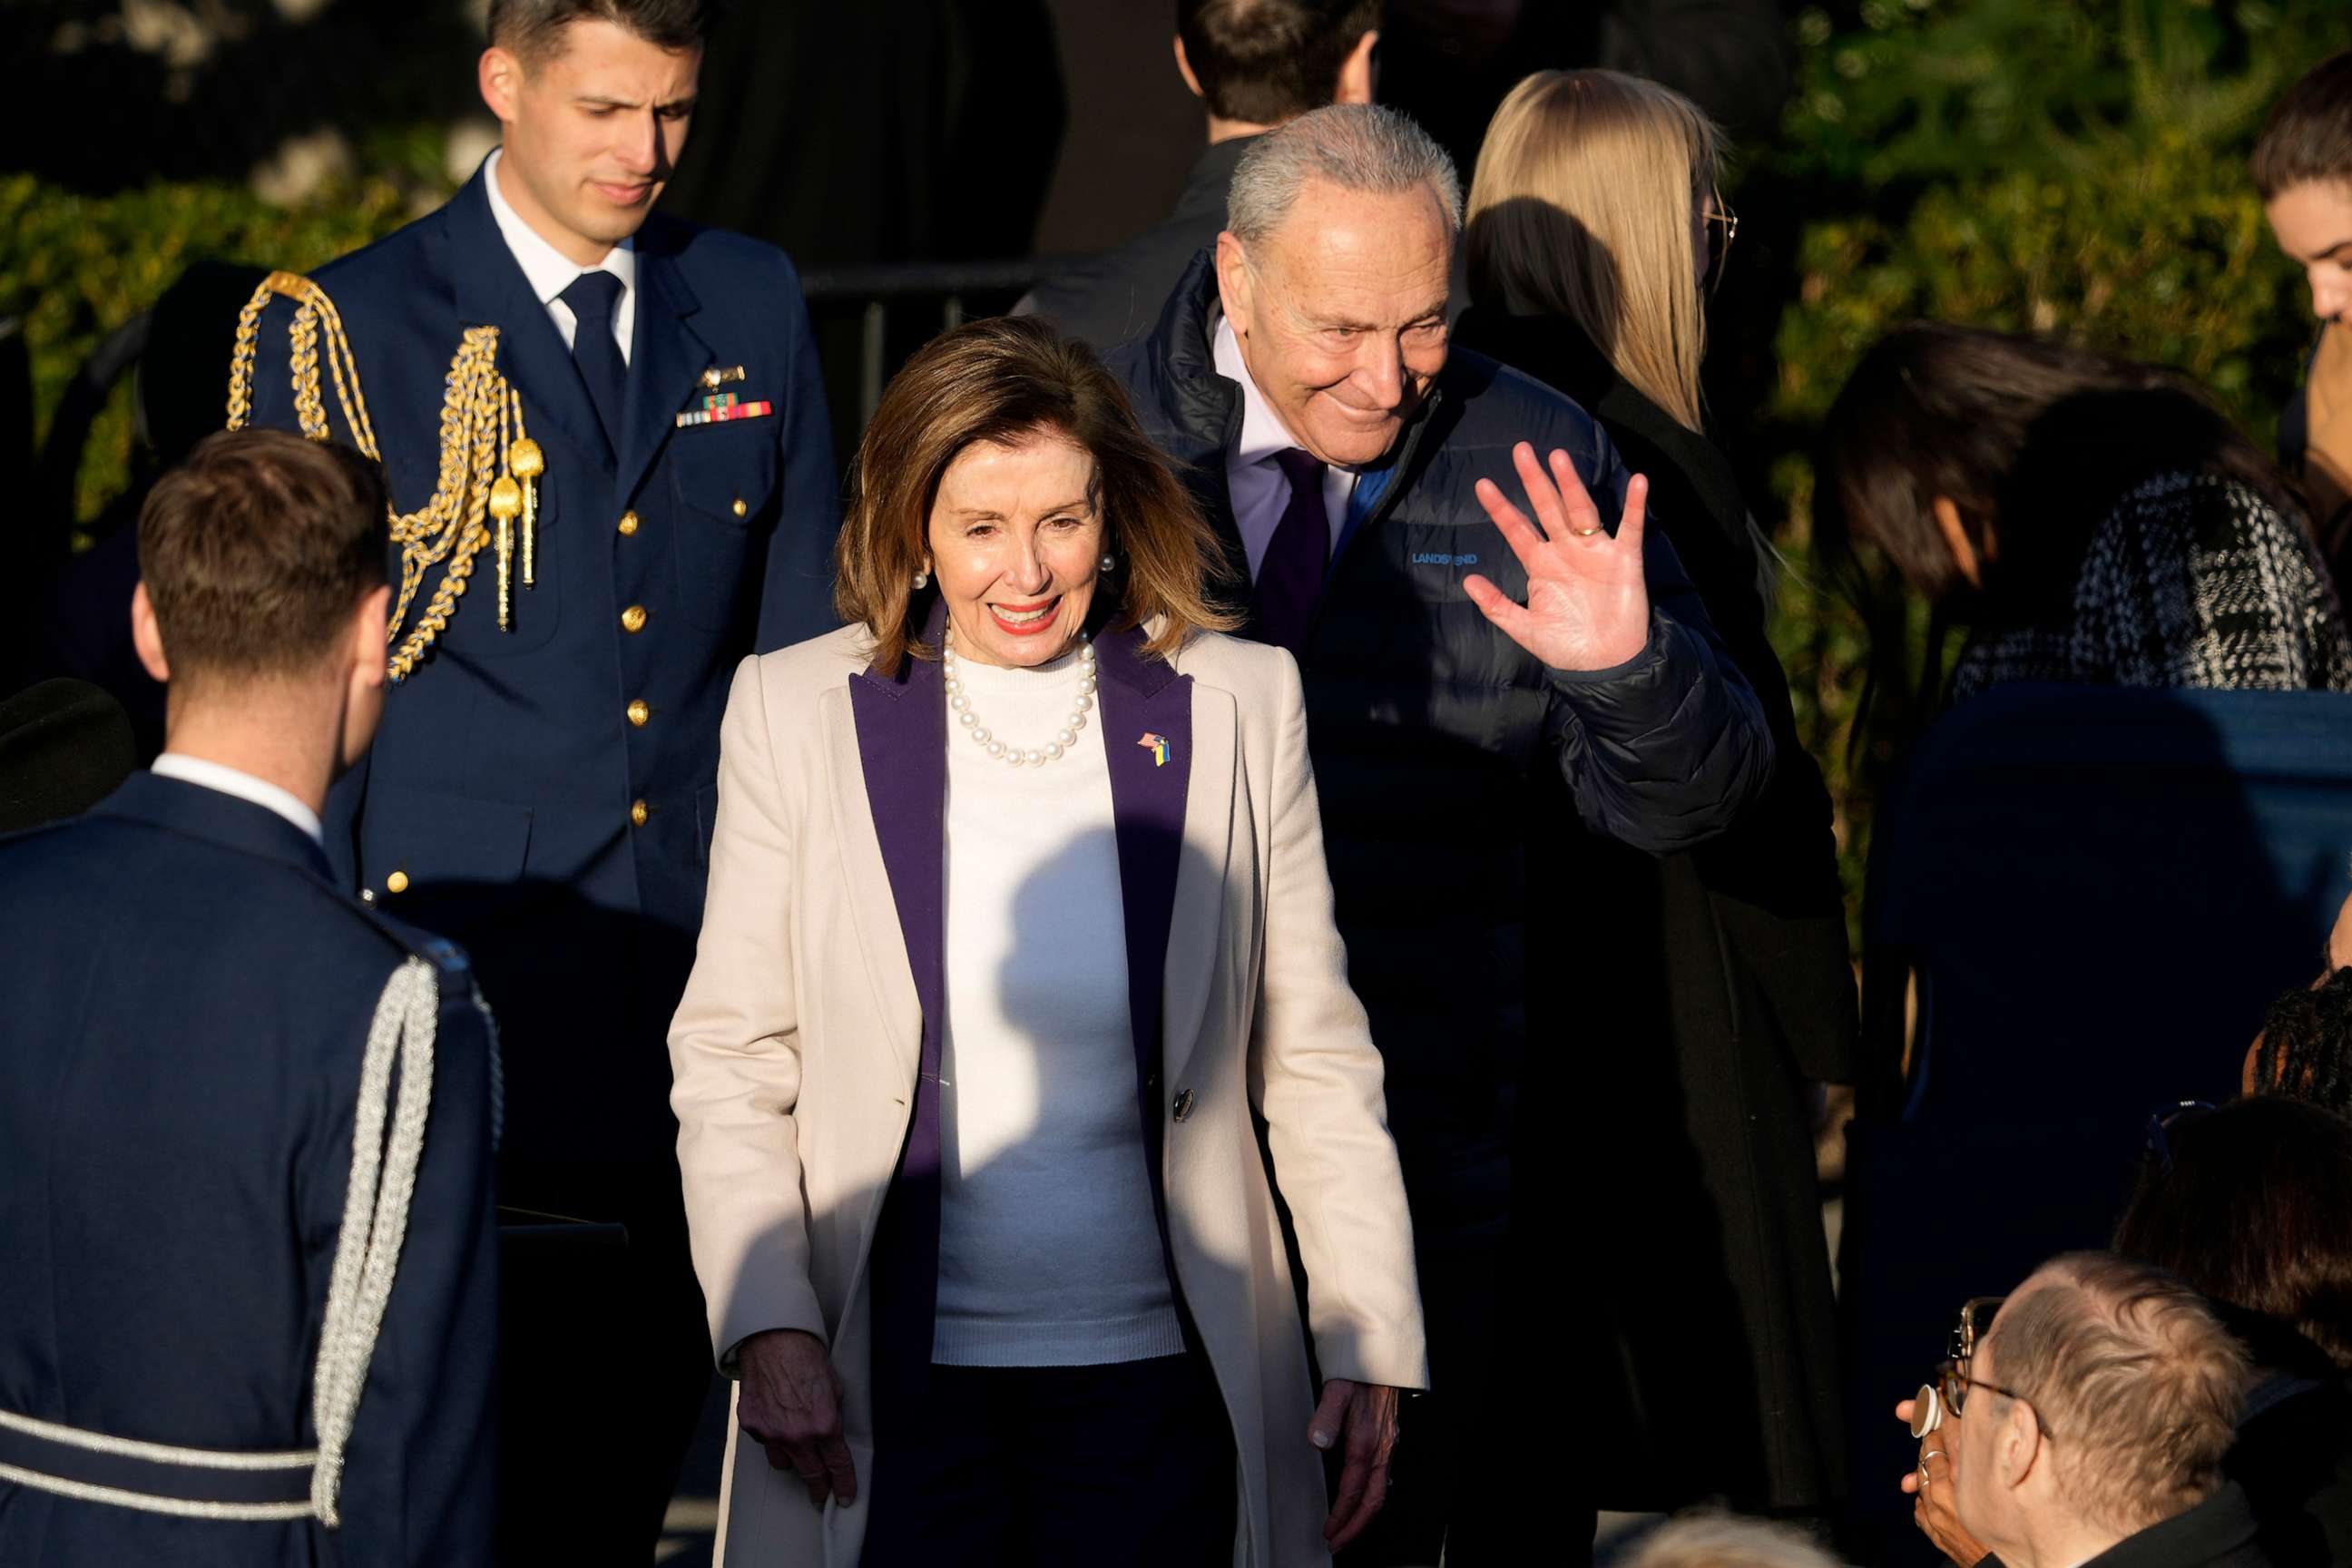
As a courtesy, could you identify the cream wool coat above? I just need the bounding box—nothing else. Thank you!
[670,624,1426,1567]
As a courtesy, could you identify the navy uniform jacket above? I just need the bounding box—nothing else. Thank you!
[0,771,499,1566]
[246,162,840,1166]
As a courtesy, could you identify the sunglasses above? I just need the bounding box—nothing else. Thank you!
[1703,196,1740,297]
[2146,1100,2215,1174]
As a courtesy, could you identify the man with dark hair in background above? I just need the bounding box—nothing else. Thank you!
[1015,0,1381,350]
[0,428,501,1567]
[236,1,840,1558]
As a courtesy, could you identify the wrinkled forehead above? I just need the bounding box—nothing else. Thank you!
[1254,181,1455,325]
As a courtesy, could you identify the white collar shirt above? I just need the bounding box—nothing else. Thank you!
[152,754,325,846]
[1213,316,1357,581]
[482,147,638,366]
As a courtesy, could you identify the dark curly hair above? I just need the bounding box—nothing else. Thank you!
[2252,967,2352,1117]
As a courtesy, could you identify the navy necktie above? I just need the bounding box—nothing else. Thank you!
[1258,447,1329,653]
[558,270,626,451]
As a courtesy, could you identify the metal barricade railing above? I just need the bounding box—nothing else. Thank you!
[798,260,1048,428]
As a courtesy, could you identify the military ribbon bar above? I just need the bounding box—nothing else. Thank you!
[674,400,775,429]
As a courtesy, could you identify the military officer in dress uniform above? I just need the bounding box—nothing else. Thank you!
[0,430,499,1568]
[230,2,840,1558]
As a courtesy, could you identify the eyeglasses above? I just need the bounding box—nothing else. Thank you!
[2145,1100,2215,1174]
[1913,1294,2008,1435]
[1932,1358,2040,1426]
[1703,196,1740,296]
[1947,1295,2004,1362]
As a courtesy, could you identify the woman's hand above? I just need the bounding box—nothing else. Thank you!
[739,1328,858,1508]
[1896,1397,1994,1566]
[1311,1378,1401,1553]
[1465,443,1652,672]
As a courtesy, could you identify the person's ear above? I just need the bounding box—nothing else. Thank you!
[1933,495,1984,588]
[1997,1397,2043,1491]
[479,45,525,124]
[1216,232,1257,340]
[131,582,171,683]
[1335,29,1379,105]
[350,584,390,697]
[1173,35,1206,102]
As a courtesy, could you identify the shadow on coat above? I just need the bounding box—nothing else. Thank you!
[693,819,1412,1565]
[1841,684,2352,1565]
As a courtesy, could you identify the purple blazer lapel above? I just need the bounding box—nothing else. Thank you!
[847,612,1194,1429]
[846,622,947,1426]
[1093,623,1193,1164]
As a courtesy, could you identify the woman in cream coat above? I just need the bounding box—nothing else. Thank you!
[669,318,1426,1566]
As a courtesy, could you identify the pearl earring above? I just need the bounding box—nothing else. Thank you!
[1100,552,1117,572]
[913,564,930,590]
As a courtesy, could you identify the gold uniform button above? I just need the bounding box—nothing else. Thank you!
[618,510,641,536]
[621,604,648,632]
[627,699,652,727]
[731,496,749,518]
[385,870,410,895]
[631,799,650,828]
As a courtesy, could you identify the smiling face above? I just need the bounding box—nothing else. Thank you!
[2267,179,2352,322]
[926,431,1105,669]
[1217,178,1455,467]
[480,20,700,267]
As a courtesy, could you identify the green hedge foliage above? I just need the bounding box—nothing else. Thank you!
[1739,0,2352,923]
[0,172,419,522]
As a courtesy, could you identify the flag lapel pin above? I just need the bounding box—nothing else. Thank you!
[1137,732,1171,768]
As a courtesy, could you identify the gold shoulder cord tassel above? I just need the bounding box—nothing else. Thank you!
[226,270,546,680]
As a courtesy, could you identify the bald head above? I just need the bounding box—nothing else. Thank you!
[1967,1253,2247,1541]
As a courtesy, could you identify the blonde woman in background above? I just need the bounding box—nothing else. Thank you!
[1455,69,1860,1530]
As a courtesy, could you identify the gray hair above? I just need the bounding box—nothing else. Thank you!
[1225,103,1464,248]
[1985,1252,2248,1535]
[1617,1513,1847,1568]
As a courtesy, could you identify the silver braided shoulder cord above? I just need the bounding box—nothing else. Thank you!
[309,956,438,1526]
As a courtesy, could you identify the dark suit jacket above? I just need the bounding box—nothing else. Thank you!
[246,162,840,1167]
[2086,1484,2275,1568]
[1455,308,1856,1512]
[1015,137,1255,352]
[0,772,499,1566]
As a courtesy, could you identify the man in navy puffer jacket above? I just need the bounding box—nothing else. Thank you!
[1109,104,1774,1564]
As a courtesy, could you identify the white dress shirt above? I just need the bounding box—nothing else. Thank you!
[151,754,325,846]
[1214,316,1357,580]
[482,147,637,365]
[932,646,1184,1367]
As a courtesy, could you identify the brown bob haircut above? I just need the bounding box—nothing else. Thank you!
[139,427,388,679]
[2253,50,2352,201]
[836,315,1238,676]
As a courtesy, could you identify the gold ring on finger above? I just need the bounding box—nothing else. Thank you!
[1573,526,1603,537]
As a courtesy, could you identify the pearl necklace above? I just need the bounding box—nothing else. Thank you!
[942,630,1096,768]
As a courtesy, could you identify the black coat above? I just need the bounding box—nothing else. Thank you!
[1109,259,1775,1555]
[1016,137,1255,353]
[2084,1484,2276,1568]
[1454,309,1856,1511]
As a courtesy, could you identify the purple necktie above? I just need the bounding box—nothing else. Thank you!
[1257,447,1329,653]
